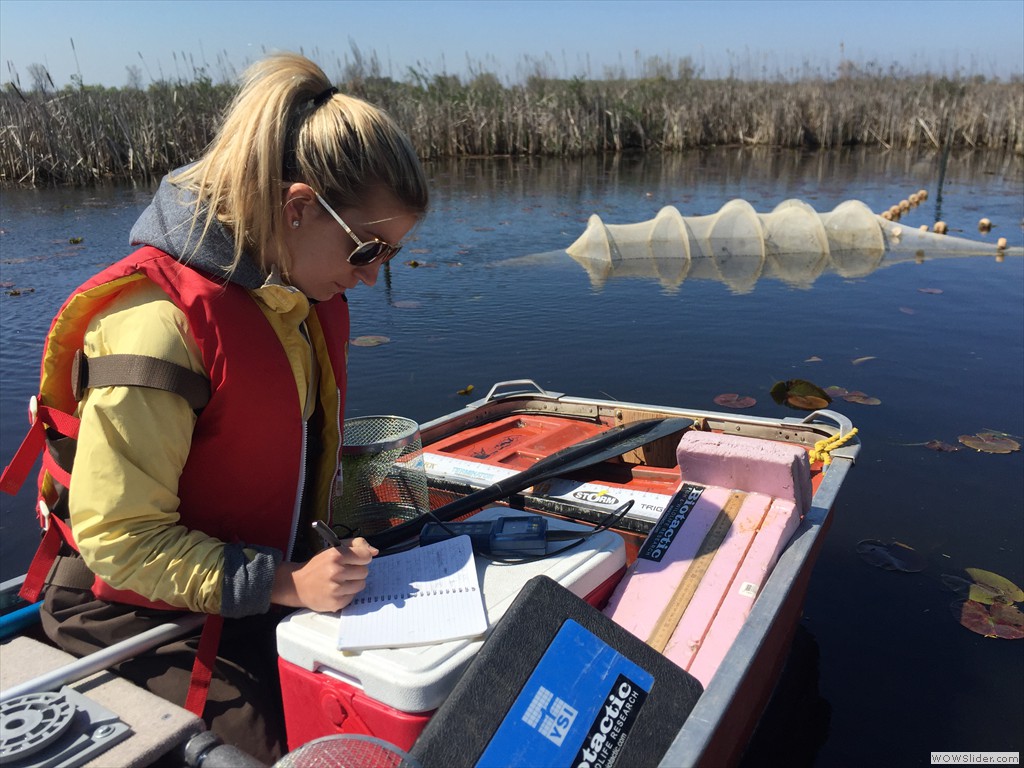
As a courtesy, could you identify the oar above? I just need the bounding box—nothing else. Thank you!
[367,416,692,550]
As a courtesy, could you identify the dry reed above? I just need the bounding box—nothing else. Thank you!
[1,63,1021,186]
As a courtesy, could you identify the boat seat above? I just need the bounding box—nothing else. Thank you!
[0,636,203,766]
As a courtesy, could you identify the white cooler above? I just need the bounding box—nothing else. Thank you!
[276,507,627,751]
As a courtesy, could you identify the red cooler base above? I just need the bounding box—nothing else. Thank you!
[278,659,432,752]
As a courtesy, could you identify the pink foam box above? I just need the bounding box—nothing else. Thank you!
[664,497,800,686]
[603,482,733,643]
[675,431,811,515]
[660,492,772,670]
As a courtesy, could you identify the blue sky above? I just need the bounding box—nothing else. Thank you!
[1,0,1022,88]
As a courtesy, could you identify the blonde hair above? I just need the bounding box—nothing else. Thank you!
[171,52,428,274]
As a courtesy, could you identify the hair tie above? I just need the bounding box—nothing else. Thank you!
[312,86,338,107]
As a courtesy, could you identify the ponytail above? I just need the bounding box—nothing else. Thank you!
[172,52,428,276]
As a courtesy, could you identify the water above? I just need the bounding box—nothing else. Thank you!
[1,148,1022,765]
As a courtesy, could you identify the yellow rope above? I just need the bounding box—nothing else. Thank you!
[809,427,859,466]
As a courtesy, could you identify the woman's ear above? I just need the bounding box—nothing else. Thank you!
[282,183,317,227]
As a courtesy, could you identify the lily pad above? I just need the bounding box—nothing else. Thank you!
[951,599,1024,639]
[804,356,822,362]
[924,440,959,452]
[714,393,756,409]
[963,568,1024,604]
[826,385,881,406]
[770,379,832,411]
[958,432,1020,454]
[856,539,927,572]
[941,574,1004,604]
[843,392,882,406]
[941,573,974,597]
[351,335,390,347]
[788,394,831,410]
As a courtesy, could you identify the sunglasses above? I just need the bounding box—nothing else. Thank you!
[315,192,402,267]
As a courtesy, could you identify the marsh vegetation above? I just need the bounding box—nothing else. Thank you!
[2,53,1021,185]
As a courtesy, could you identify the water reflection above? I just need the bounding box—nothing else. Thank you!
[427,147,1023,208]
[741,625,830,767]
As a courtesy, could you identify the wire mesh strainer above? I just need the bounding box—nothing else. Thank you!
[273,734,421,768]
[334,416,429,537]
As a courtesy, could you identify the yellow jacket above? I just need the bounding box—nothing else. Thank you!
[71,272,322,614]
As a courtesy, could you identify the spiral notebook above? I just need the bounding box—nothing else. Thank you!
[337,535,487,651]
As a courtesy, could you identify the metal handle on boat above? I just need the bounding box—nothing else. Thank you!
[0,613,206,703]
[481,379,555,403]
[799,409,860,462]
[799,408,854,436]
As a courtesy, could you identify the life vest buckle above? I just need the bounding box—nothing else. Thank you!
[38,498,51,532]
[70,349,87,402]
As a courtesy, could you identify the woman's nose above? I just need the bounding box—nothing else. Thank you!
[354,262,382,287]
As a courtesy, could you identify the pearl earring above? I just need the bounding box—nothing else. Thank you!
[291,220,300,229]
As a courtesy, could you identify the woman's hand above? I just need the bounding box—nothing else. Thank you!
[271,537,379,612]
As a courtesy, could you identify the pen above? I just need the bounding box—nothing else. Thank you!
[312,520,344,550]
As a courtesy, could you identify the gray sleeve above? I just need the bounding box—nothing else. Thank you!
[220,542,283,618]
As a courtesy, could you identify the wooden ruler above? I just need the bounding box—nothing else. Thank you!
[646,491,747,653]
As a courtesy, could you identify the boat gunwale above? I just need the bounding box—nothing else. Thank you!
[420,384,859,462]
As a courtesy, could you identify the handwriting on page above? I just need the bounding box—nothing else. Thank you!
[337,535,487,651]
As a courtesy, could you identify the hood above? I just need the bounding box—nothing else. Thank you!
[129,169,268,291]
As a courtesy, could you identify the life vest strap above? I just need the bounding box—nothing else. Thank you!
[20,512,76,602]
[72,349,211,411]
[0,404,79,496]
[184,614,224,718]
[41,448,72,491]
[0,418,44,496]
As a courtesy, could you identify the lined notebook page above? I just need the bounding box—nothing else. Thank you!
[337,535,487,651]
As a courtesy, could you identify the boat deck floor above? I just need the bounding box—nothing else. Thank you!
[1,636,202,767]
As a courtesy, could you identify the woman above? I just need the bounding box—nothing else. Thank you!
[6,52,429,763]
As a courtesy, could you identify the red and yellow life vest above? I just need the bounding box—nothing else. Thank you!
[3,246,349,607]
